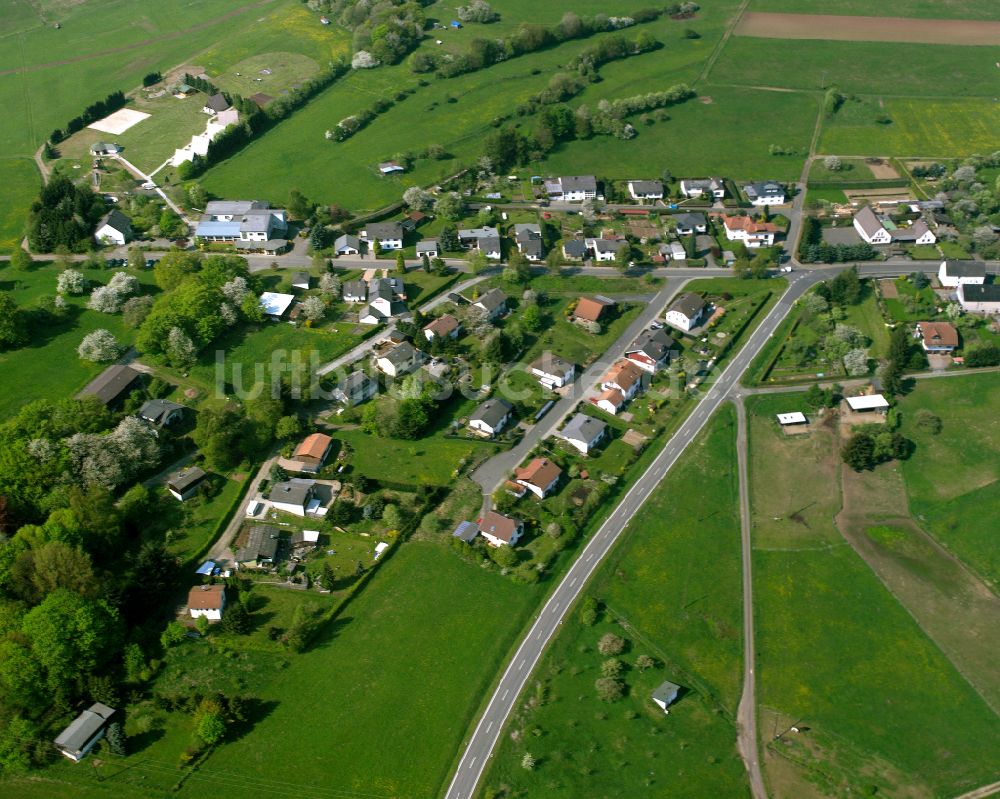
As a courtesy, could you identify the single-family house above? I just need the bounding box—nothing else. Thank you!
[530,352,575,388]
[651,681,681,713]
[744,181,785,206]
[94,209,132,246]
[343,279,368,303]
[473,288,508,320]
[627,180,664,202]
[452,520,479,543]
[673,212,707,236]
[723,216,778,248]
[291,272,311,290]
[416,239,439,258]
[259,291,296,320]
[665,292,708,332]
[378,161,405,174]
[479,511,523,547]
[202,93,230,115]
[625,328,676,373]
[572,296,615,325]
[601,359,645,401]
[334,234,361,255]
[915,321,959,353]
[268,478,317,517]
[294,433,334,472]
[458,226,502,259]
[54,703,116,762]
[853,205,891,244]
[359,277,408,324]
[236,524,280,565]
[138,398,185,428]
[361,221,404,250]
[376,341,425,377]
[669,241,687,261]
[544,175,598,202]
[958,283,1000,314]
[77,364,142,407]
[939,259,986,288]
[469,398,514,436]
[680,177,725,199]
[167,467,207,501]
[595,388,626,416]
[889,218,936,245]
[333,370,377,406]
[562,238,589,261]
[514,457,562,499]
[423,313,461,341]
[188,584,226,621]
[90,142,121,156]
[514,223,544,261]
[561,413,608,455]
[586,237,628,262]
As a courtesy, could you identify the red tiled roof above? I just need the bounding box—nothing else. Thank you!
[188,584,225,610]
[295,433,332,460]
[573,297,613,322]
[515,457,562,489]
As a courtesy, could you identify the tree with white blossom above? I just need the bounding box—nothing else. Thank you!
[78,329,122,362]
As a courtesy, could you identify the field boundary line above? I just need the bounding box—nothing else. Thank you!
[698,0,750,85]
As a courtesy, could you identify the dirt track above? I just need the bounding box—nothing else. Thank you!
[736,11,1000,45]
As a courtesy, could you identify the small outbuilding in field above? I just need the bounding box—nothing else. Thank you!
[845,394,889,414]
[651,680,681,714]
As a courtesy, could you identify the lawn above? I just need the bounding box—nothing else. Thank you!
[748,392,1000,797]
[0,158,39,253]
[807,157,876,183]
[519,298,645,370]
[480,407,748,798]
[152,471,250,564]
[898,371,1000,587]
[712,36,1000,96]
[819,97,1000,157]
[0,261,158,420]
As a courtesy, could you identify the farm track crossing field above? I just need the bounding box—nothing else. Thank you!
[736,12,1000,45]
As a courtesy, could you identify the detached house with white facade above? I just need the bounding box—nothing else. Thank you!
[723,216,778,248]
[195,200,287,249]
[361,221,404,251]
[744,181,786,206]
[680,177,725,199]
[513,223,544,261]
[544,175,598,202]
[627,180,664,202]
[938,259,986,288]
[853,205,936,246]
[665,292,708,333]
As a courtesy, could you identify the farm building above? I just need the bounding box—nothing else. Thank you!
[53,703,116,762]
[188,584,226,621]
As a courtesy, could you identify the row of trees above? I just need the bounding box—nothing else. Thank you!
[49,90,126,143]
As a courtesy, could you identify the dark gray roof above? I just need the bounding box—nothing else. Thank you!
[416,239,439,254]
[563,239,588,258]
[673,212,706,229]
[519,238,543,258]
[236,524,279,563]
[591,238,627,255]
[557,175,597,192]
[205,200,267,216]
[54,703,115,755]
[365,221,403,240]
[531,352,574,377]
[652,680,681,705]
[562,413,607,444]
[962,284,1000,302]
[342,370,373,391]
[475,288,507,312]
[470,398,513,428]
[853,206,885,238]
[669,292,707,320]
[205,93,230,113]
[452,520,479,543]
[98,208,131,234]
[335,233,360,251]
[139,398,184,425]
[628,328,676,361]
[268,478,315,507]
[368,278,396,303]
[77,364,141,405]
[344,279,367,298]
[745,181,784,199]
[168,467,206,493]
[514,223,541,241]
[629,180,663,195]
[292,271,310,286]
[382,341,420,367]
[943,260,986,278]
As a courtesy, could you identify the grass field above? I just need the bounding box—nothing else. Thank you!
[898,372,1000,587]
[819,97,1000,157]
[807,158,876,183]
[0,158,38,253]
[711,37,1000,96]
[480,406,748,798]
[0,261,158,419]
[748,392,1000,797]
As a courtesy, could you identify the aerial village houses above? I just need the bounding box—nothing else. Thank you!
[194,200,288,251]
[293,432,334,472]
[188,584,226,621]
[673,212,707,236]
[938,259,986,288]
[651,681,681,713]
[259,291,296,320]
[627,179,664,202]
[423,313,461,342]
[94,208,132,246]
[361,221,404,250]
[665,292,708,333]
[586,236,629,262]
[562,239,588,261]
[723,216,778,248]
[359,277,407,325]
[333,370,377,406]
[54,703,116,762]
[561,413,608,455]
[473,288,508,320]
[545,175,598,202]
[77,364,142,407]
[458,226,502,260]
[138,398,185,428]
[416,239,439,258]
[679,177,725,199]
[914,321,959,353]
[514,457,562,499]
[572,296,615,327]
[469,398,513,436]
[167,466,207,501]
[530,352,575,388]
[236,524,280,567]
[269,478,321,517]
[853,205,936,246]
[479,510,523,547]
[334,233,361,255]
[744,181,785,206]
[625,328,676,373]
[957,283,1000,314]
[514,223,544,261]
[376,341,425,377]
[601,359,645,402]
[202,92,230,115]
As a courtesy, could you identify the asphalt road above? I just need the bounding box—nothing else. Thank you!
[444,268,828,799]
